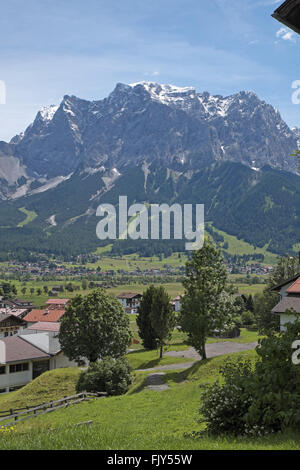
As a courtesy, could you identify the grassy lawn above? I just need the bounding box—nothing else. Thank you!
[235,283,265,295]
[0,279,184,308]
[127,349,192,370]
[207,328,260,344]
[108,282,183,298]
[0,368,81,413]
[129,310,260,351]
[1,349,300,450]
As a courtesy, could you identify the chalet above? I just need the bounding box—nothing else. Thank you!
[0,333,80,394]
[0,313,26,338]
[117,293,142,314]
[271,274,300,330]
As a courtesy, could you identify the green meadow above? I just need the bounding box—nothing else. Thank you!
[1,347,299,450]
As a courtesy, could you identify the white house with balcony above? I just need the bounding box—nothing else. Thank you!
[117,293,142,314]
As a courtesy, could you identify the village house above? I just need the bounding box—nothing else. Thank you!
[117,293,142,314]
[271,274,300,330]
[4,299,34,310]
[0,312,27,338]
[23,308,66,327]
[0,332,80,394]
[171,295,183,312]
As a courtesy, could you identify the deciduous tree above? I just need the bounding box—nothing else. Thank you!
[59,289,132,363]
[179,240,234,359]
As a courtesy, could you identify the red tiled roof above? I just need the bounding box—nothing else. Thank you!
[0,336,50,363]
[27,322,60,332]
[46,299,69,305]
[286,277,300,294]
[23,309,65,323]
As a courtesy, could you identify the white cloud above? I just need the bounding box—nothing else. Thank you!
[276,27,296,42]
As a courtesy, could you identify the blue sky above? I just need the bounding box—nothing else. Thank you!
[0,0,299,141]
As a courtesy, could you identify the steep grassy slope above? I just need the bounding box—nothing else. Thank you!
[1,350,300,450]
[0,368,81,412]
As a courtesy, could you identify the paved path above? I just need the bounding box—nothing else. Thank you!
[137,342,257,373]
[146,373,170,391]
[164,341,258,361]
[138,362,196,372]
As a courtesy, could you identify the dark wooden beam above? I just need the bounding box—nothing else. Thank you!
[272,0,300,35]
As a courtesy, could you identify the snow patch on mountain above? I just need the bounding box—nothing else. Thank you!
[39,105,59,122]
[129,81,196,106]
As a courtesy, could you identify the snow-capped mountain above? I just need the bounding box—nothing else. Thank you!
[0,81,299,200]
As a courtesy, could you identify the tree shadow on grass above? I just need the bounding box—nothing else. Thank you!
[163,358,216,386]
[130,359,214,395]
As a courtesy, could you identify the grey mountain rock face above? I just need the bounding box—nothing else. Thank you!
[0,81,299,200]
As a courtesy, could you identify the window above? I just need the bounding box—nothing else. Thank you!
[9,363,29,373]
[9,385,24,392]
[0,366,5,375]
[0,389,6,394]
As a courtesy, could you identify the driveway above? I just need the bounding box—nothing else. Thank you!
[165,341,258,360]
[136,341,257,372]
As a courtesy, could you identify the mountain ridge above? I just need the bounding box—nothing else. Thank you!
[1,82,300,259]
[0,81,299,201]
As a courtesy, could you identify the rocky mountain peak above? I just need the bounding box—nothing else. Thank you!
[0,81,299,200]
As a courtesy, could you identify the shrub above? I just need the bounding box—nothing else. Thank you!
[200,357,254,435]
[233,315,242,328]
[200,320,300,436]
[241,310,255,326]
[245,319,300,434]
[76,357,133,396]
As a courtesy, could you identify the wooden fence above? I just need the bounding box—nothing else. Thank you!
[0,392,106,428]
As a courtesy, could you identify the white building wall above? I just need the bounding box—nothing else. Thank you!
[0,362,33,393]
[21,329,58,338]
[50,353,82,369]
